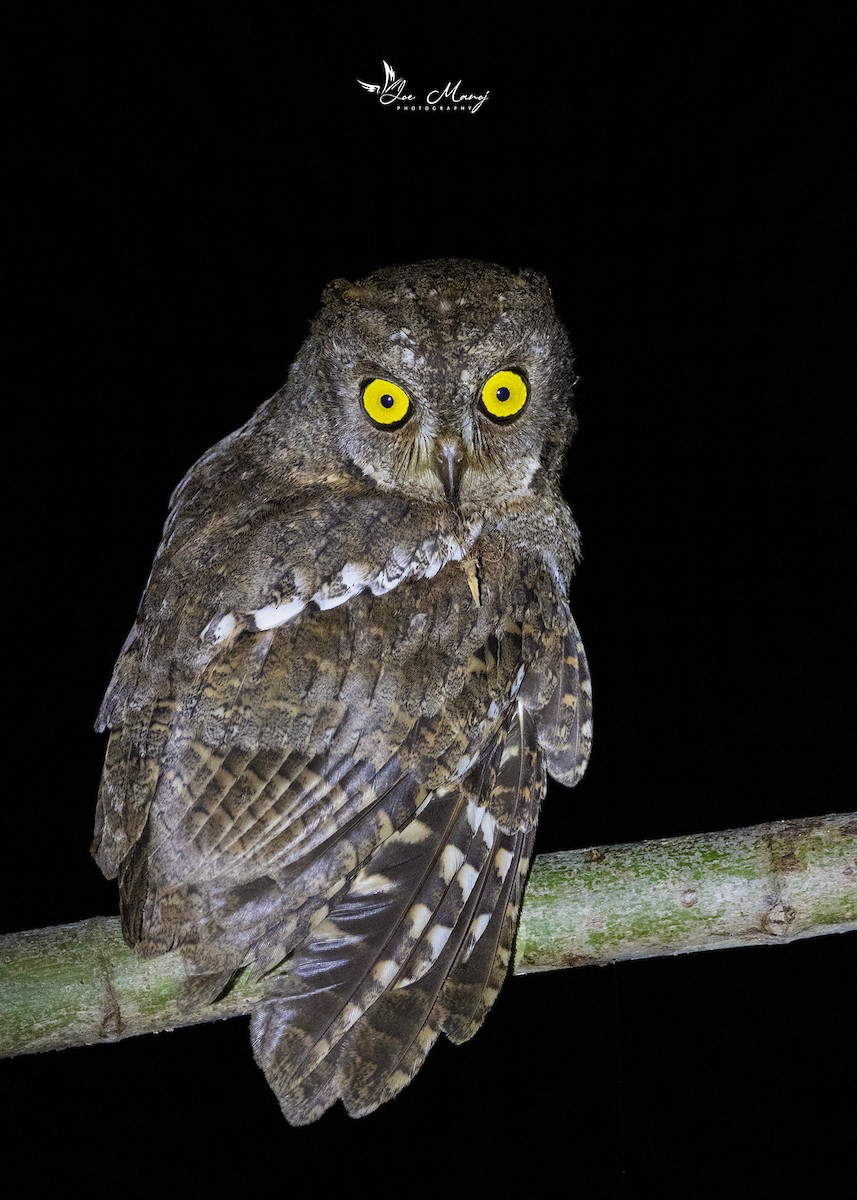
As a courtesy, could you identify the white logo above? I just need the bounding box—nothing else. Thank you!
[357,60,489,113]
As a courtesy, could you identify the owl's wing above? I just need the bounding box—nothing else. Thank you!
[253,699,545,1122]
[93,481,487,903]
[522,608,593,787]
[95,501,589,1122]
[95,586,498,965]
[247,596,591,1124]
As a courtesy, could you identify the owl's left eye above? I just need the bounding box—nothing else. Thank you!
[479,370,528,422]
[362,378,412,429]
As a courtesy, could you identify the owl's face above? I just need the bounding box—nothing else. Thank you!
[293,259,576,510]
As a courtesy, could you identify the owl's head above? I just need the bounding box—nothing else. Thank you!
[282,259,577,509]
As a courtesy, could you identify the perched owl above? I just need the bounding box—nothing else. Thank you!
[93,258,592,1124]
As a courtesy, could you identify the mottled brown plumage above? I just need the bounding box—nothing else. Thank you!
[93,258,592,1123]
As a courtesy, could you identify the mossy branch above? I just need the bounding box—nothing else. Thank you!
[1,812,854,1058]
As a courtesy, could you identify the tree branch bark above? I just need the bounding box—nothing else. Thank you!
[2,812,854,1058]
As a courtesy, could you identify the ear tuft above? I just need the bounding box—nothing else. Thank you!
[322,278,372,305]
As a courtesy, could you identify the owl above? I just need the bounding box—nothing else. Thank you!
[93,258,592,1124]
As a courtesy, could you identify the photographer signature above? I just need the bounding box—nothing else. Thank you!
[357,61,489,113]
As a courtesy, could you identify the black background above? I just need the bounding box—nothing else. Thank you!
[4,10,853,1195]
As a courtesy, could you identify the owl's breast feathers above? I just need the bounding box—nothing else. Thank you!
[94,482,591,1123]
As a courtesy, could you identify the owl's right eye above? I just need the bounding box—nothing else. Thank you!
[361,378,412,429]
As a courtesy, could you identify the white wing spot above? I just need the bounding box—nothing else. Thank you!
[442,538,466,563]
[373,959,399,987]
[313,582,363,610]
[480,812,497,848]
[252,597,305,630]
[427,925,452,959]
[495,848,513,881]
[500,742,521,765]
[343,1003,362,1030]
[466,801,485,833]
[349,871,392,896]
[341,562,368,587]
[470,912,492,946]
[210,613,236,643]
[423,554,444,579]
[314,919,362,947]
[370,570,401,596]
[441,843,466,883]
[463,912,492,960]
[397,819,432,845]
[408,903,432,938]
[454,753,477,780]
[457,863,479,900]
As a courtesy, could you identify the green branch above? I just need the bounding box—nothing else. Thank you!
[1,812,854,1058]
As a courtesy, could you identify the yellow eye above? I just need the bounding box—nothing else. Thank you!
[480,370,528,422]
[361,378,412,428]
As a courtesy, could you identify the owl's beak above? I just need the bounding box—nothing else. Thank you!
[432,438,466,504]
